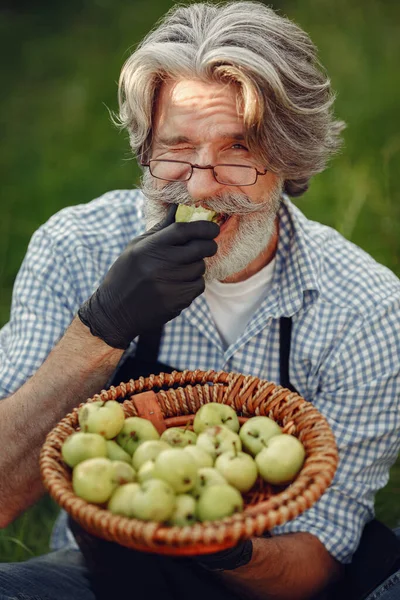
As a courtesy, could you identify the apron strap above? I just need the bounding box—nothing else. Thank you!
[279,316,298,393]
[110,317,298,391]
[135,328,164,363]
[107,328,174,387]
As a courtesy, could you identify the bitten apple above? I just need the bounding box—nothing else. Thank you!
[255,434,306,485]
[78,400,125,439]
[175,204,218,223]
[193,403,240,434]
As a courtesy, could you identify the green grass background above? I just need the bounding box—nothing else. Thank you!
[0,0,399,562]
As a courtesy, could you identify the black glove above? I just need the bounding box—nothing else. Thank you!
[78,205,219,349]
[192,539,254,572]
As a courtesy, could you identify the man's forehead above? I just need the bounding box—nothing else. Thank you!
[153,78,245,139]
[159,78,240,107]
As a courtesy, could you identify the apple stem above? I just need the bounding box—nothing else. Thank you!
[183,420,191,433]
[233,441,238,458]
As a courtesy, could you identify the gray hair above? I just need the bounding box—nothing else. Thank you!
[117,1,345,197]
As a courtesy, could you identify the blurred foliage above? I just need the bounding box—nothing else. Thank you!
[0,0,399,560]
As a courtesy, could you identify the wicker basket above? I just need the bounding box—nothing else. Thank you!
[40,369,338,556]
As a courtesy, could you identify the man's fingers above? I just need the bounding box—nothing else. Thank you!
[167,239,218,263]
[157,220,220,244]
[163,260,206,282]
[173,220,220,243]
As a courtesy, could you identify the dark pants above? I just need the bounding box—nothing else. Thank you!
[1,543,400,600]
[67,519,243,600]
[0,546,242,600]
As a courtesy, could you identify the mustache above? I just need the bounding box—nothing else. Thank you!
[140,175,276,216]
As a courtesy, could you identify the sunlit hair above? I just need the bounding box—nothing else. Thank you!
[117,1,345,197]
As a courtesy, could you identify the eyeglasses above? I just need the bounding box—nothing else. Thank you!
[141,159,268,187]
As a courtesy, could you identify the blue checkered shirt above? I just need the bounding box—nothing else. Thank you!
[1,189,399,563]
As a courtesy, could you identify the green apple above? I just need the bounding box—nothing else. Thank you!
[167,494,197,526]
[196,425,242,461]
[215,449,258,493]
[191,467,228,499]
[255,434,306,485]
[116,417,160,456]
[78,400,125,439]
[72,457,115,504]
[131,440,170,470]
[62,432,107,468]
[110,461,136,488]
[137,459,157,483]
[153,448,198,493]
[131,479,176,522]
[196,484,244,522]
[183,445,214,469]
[106,440,132,464]
[239,416,283,456]
[193,403,239,434]
[175,204,218,223]
[160,427,198,448]
[107,483,140,517]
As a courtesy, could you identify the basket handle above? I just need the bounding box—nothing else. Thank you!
[130,391,167,434]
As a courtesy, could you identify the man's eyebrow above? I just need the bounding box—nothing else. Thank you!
[224,133,246,141]
[154,132,246,146]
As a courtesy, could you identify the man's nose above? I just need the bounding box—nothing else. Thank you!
[186,165,224,202]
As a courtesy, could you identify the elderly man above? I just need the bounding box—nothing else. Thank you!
[0,2,399,600]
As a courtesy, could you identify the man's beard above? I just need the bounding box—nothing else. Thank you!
[141,170,282,282]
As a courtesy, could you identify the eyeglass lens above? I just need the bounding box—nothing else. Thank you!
[149,160,258,185]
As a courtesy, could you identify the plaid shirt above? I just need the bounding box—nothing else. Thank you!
[1,189,399,563]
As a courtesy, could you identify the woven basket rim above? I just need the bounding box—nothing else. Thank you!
[40,369,338,555]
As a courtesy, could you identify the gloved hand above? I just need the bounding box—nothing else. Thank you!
[78,205,219,349]
[192,539,254,572]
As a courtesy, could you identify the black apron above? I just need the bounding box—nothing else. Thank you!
[69,317,400,600]
[107,316,299,391]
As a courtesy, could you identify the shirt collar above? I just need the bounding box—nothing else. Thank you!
[272,195,320,317]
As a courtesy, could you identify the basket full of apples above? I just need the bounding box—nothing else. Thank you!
[39,370,338,555]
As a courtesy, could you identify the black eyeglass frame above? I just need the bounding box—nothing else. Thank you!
[141,159,268,187]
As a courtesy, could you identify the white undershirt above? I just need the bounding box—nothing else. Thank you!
[204,259,276,349]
